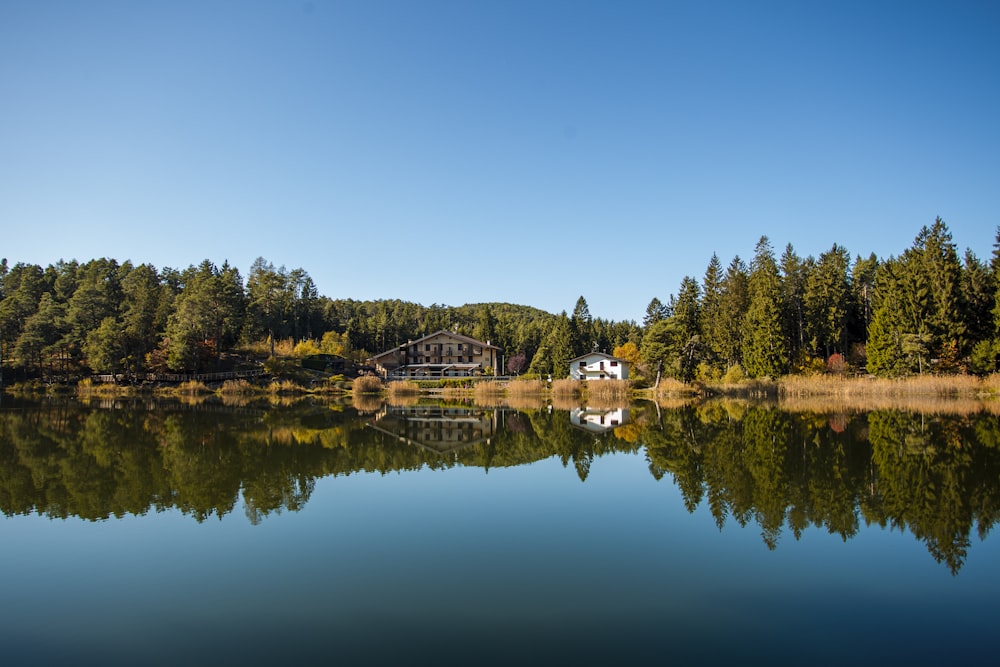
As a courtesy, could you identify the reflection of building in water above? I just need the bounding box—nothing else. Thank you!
[570,407,630,433]
[369,405,498,455]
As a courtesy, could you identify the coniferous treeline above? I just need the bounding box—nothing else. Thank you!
[0,254,637,380]
[1,217,998,381]
[638,218,1000,381]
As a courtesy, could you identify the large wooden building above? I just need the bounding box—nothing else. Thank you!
[368,330,501,378]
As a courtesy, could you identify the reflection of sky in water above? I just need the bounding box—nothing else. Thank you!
[1,452,997,666]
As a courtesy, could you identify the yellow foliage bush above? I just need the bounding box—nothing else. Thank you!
[292,339,322,357]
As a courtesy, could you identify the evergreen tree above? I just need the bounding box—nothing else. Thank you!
[866,259,908,376]
[962,249,995,346]
[85,316,127,376]
[165,261,245,371]
[245,257,287,355]
[120,263,164,374]
[850,253,878,344]
[473,305,497,345]
[673,277,701,341]
[919,218,967,366]
[779,244,809,365]
[570,296,594,356]
[991,226,1000,335]
[700,254,724,366]
[804,243,851,358]
[643,297,669,329]
[63,259,122,355]
[14,292,64,374]
[743,236,786,378]
[548,312,574,378]
[527,343,551,377]
[640,318,680,380]
[0,263,46,362]
[717,256,749,369]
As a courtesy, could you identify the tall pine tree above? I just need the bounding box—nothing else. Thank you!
[743,237,786,378]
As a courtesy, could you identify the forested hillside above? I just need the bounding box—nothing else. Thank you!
[2,218,998,382]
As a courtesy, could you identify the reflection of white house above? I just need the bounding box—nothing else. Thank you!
[569,352,629,381]
[570,407,630,433]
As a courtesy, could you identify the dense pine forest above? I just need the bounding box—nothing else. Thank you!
[2,218,999,384]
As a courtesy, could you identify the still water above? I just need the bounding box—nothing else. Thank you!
[1,395,998,666]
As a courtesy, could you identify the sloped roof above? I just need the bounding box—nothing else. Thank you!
[369,330,500,362]
[568,351,628,364]
[411,330,500,350]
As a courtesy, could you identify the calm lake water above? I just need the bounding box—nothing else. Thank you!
[1,394,998,666]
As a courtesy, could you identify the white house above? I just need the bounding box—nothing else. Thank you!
[569,352,630,381]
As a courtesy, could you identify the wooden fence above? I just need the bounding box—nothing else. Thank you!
[93,369,266,384]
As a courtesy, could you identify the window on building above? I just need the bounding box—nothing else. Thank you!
[425,344,430,351]
[610,361,618,367]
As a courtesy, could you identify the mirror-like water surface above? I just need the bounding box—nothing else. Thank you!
[1,396,998,666]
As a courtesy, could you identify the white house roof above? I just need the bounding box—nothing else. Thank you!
[568,352,627,364]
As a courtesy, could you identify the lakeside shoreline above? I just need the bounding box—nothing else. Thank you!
[4,373,998,407]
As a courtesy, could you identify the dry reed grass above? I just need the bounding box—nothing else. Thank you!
[653,378,700,397]
[176,380,210,395]
[268,380,304,395]
[76,378,136,396]
[551,378,582,397]
[507,379,546,396]
[387,381,420,399]
[473,381,505,403]
[585,379,632,402]
[778,374,996,398]
[219,379,256,395]
[352,375,384,394]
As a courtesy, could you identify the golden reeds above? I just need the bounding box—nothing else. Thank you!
[386,380,420,399]
[585,379,632,402]
[352,375,384,394]
[473,381,505,403]
[506,379,546,396]
[219,379,256,395]
[551,378,582,397]
[778,374,996,398]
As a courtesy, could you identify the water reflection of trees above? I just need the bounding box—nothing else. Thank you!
[1,397,997,571]
[0,398,638,525]
[636,401,1000,573]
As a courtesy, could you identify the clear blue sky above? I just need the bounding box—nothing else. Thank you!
[2,0,998,322]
